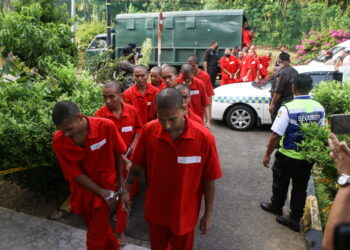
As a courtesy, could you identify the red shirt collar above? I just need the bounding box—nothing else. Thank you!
[86,116,99,139]
[103,103,129,119]
[155,116,195,141]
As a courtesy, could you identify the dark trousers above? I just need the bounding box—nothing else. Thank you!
[271,151,313,219]
[207,67,217,88]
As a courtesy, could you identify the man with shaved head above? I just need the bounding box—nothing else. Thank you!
[150,66,166,90]
[121,88,222,250]
[161,65,178,88]
[178,63,211,128]
[94,81,143,246]
[52,101,126,249]
[122,65,159,125]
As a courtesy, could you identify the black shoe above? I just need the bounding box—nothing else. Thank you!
[260,202,283,215]
[276,216,300,232]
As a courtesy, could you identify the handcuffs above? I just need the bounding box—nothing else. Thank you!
[104,190,128,201]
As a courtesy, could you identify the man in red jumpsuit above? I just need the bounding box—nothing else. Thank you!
[121,88,222,250]
[94,81,143,246]
[241,49,260,82]
[175,84,204,125]
[162,66,178,88]
[122,65,159,125]
[220,48,240,85]
[259,52,272,79]
[150,66,166,90]
[177,64,211,128]
[52,100,126,250]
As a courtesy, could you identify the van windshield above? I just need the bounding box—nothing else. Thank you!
[251,76,273,90]
[314,46,345,63]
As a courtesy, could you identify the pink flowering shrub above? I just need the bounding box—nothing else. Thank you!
[295,30,350,64]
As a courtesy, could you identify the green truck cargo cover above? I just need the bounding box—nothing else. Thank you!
[114,10,246,66]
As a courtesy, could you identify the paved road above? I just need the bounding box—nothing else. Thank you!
[125,121,307,250]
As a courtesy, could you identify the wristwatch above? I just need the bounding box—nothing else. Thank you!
[337,174,350,187]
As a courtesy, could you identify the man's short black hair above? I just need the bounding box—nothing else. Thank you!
[122,46,133,57]
[279,52,290,62]
[128,43,136,49]
[175,84,190,94]
[150,66,162,75]
[52,101,80,125]
[156,88,183,110]
[104,81,122,94]
[187,55,199,65]
[292,74,313,94]
[133,64,148,73]
[181,64,194,74]
[162,65,177,75]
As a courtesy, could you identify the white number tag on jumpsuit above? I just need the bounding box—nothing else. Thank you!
[177,156,202,164]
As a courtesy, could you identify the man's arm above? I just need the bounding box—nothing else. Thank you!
[263,132,282,168]
[115,154,124,190]
[243,69,252,82]
[204,105,211,128]
[129,132,140,156]
[323,133,350,250]
[204,61,208,72]
[269,92,281,113]
[74,174,116,209]
[200,179,216,234]
[121,163,145,212]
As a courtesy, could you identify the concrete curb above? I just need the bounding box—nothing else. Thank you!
[302,175,323,250]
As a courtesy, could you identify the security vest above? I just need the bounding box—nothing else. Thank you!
[279,96,325,160]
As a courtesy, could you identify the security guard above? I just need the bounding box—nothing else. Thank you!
[261,74,325,232]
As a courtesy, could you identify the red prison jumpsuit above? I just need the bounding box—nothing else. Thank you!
[259,56,271,79]
[122,83,159,125]
[94,104,143,235]
[193,69,215,99]
[246,56,259,82]
[242,29,252,48]
[219,55,240,85]
[177,77,210,119]
[188,108,204,125]
[131,118,222,250]
[52,117,127,250]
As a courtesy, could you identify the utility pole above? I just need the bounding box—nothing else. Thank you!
[71,0,76,42]
[106,0,112,47]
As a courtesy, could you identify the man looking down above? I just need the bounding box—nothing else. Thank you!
[121,88,222,250]
[52,101,126,250]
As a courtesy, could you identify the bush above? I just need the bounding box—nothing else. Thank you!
[139,38,153,67]
[296,30,350,64]
[298,80,350,227]
[76,21,106,51]
[0,3,77,75]
[0,57,103,199]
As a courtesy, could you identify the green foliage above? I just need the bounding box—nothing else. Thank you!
[298,79,350,227]
[11,0,70,24]
[139,38,153,67]
[0,57,103,199]
[0,2,77,75]
[76,21,106,51]
[312,81,350,115]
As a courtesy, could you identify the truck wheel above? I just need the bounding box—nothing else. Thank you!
[225,105,256,131]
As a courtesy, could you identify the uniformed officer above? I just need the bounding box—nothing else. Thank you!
[261,74,326,232]
[204,41,219,88]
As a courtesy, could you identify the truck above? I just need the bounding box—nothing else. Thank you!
[87,10,247,67]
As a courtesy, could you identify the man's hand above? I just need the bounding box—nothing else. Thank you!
[199,213,212,234]
[269,104,274,113]
[263,154,271,168]
[242,76,248,82]
[205,121,211,129]
[121,192,131,213]
[329,133,350,175]
[101,189,117,212]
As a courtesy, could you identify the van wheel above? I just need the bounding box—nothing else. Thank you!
[225,105,256,131]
